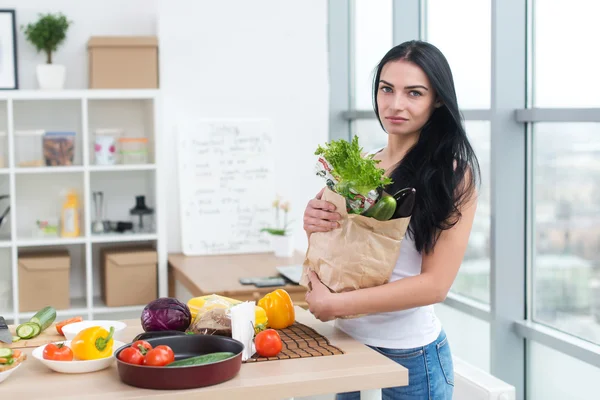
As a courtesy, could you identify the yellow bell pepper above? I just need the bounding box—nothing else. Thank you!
[187,294,269,334]
[258,289,295,329]
[71,326,115,360]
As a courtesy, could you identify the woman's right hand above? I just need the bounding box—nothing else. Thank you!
[303,187,342,236]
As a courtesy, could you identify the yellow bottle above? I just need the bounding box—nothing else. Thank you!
[61,190,80,237]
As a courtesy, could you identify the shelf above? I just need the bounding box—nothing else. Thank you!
[18,297,88,320]
[0,241,11,248]
[14,166,85,174]
[0,89,159,101]
[90,233,157,243]
[89,164,156,172]
[17,237,86,247]
[0,169,9,175]
[92,296,146,314]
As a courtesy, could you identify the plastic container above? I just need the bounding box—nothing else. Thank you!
[118,137,148,164]
[61,190,81,238]
[94,129,123,165]
[15,130,45,167]
[43,131,76,166]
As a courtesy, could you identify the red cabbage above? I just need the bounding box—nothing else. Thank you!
[141,297,192,332]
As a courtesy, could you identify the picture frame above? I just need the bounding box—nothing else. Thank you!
[0,9,18,90]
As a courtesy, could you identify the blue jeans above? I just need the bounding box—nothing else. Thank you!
[336,330,454,399]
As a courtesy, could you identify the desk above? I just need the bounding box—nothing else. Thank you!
[168,251,309,306]
[2,307,408,399]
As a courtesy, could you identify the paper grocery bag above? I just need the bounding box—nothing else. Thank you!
[300,187,411,310]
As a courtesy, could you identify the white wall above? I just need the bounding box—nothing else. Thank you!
[7,0,329,253]
[157,0,329,253]
[6,0,157,89]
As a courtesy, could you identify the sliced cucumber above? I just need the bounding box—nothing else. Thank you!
[16,323,35,339]
[29,322,41,337]
[16,322,41,339]
[0,348,13,358]
[11,336,20,342]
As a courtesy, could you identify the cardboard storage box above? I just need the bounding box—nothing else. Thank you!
[88,36,159,89]
[101,247,157,307]
[19,251,70,312]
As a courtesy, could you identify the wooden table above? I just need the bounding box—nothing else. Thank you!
[168,251,309,307]
[2,307,408,399]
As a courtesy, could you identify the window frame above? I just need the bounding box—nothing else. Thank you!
[327,0,600,398]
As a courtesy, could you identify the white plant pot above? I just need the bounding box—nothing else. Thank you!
[270,234,294,258]
[36,64,66,90]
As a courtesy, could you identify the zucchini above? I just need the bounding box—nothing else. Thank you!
[29,306,57,331]
[0,348,13,358]
[166,352,235,367]
[362,195,396,221]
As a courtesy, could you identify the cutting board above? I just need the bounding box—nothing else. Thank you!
[243,322,344,363]
[0,323,65,349]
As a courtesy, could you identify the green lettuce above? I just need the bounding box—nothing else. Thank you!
[314,136,392,197]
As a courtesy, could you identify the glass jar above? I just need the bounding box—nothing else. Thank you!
[15,129,45,167]
[43,131,76,166]
[118,137,148,164]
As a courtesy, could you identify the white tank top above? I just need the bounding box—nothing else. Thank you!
[335,148,442,349]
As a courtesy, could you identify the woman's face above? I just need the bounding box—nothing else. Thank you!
[376,59,439,138]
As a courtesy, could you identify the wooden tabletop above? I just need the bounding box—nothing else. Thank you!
[1,307,408,399]
[168,251,308,300]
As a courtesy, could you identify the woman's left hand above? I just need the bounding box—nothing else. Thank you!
[305,270,338,322]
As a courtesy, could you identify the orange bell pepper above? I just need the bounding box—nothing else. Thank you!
[257,289,295,329]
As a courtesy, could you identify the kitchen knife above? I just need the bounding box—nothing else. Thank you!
[0,316,12,344]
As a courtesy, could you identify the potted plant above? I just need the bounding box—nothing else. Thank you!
[22,12,72,90]
[261,196,294,257]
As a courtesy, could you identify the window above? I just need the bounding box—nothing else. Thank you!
[451,121,491,303]
[532,123,600,344]
[426,0,491,109]
[353,0,393,110]
[533,1,600,107]
[435,303,490,372]
[528,341,600,400]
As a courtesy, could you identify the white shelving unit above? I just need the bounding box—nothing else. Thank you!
[0,89,167,324]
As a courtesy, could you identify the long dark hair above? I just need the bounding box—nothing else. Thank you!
[373,40,480,254]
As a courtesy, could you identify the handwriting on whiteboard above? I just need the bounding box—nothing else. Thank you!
[178,119,275,255]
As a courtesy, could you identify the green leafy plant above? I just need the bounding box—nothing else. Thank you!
[315,135,392,197]
[260,196,292,236]
[22,13,72,64]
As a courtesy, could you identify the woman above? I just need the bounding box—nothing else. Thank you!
[303,40,480,399]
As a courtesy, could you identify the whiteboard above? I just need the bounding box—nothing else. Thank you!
[177,118,276,256]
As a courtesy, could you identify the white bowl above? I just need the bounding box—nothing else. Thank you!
[0,362,22,383]
[32,340,126,374]
[61,320,127,341]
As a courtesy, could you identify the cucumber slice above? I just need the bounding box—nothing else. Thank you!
[12,336,20,342]
[0,348,13,358]
[16,323,35,339]
[29,322,41,337]
[16,322,41,339]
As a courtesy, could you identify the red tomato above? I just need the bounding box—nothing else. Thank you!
[118,347,145,365]
[43,342,74,361]
[144,347,175,366]
[255,329,282,357]
[132,340,153,355]
[154,345,175,361]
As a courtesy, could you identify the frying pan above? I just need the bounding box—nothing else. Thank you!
[115,334,245,390]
